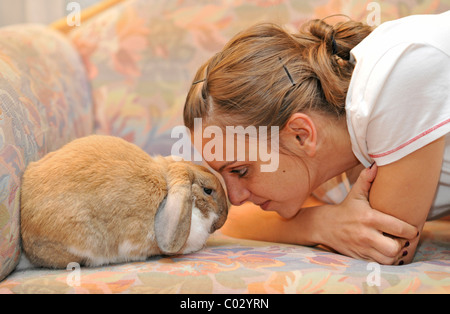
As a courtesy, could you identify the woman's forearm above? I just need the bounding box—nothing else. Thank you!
[288,205,329,246]
[220,201,326,246]
[222,165,419,265]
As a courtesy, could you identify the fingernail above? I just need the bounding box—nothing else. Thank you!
[402,250,408,257]
[404,241,410,248]
[398,260,404,265]
[369,162,376,169]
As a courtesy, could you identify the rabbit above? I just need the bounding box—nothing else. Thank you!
[20,135,229,269]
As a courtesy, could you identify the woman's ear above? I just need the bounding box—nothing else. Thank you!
[285,113,317,157]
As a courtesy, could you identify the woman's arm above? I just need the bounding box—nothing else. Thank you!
[221,164,419,265]
[368,137,445,264]
[306,164,419,265]
[220,197,322,246]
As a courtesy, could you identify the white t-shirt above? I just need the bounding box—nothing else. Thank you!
[314,11,450,220]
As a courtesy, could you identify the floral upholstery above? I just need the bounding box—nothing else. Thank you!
[71,0,450,156]
[0,25,93,282]
[0,0,449,292]
[1,219,449,294]
[67,0,450,157]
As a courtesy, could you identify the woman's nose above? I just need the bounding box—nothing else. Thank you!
[224,179,251,206]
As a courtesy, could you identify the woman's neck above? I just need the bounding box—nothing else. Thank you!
[313,114,361,187]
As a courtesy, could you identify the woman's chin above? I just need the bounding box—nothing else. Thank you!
[273,206,300,220]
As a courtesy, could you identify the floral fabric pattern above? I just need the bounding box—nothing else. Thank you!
[68,0,450,157]
[0,25,93,281]
[0,0,449,291]
[0,219,449,294]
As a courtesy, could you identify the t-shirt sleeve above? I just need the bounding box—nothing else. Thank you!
[363,43,450,166]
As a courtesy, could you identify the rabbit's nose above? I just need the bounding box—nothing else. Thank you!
[210,195,229,233]
[210,211,228,233]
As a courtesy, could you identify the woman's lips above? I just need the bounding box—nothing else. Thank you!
[259,200,271,211]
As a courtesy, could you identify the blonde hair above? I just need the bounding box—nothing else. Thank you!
[184,19,373,131]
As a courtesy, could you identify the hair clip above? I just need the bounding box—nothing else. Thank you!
[331,36,338,55]
[278,57,296,87]
[192,79,206,85]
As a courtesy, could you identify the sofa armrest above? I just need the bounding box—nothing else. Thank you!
[0,24,94,281]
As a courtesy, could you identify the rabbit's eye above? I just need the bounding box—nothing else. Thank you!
[203,188,213,195]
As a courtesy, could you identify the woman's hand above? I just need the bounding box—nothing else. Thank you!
[314,165,419,265]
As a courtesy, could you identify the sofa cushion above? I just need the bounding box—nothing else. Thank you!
[0,24,93,281]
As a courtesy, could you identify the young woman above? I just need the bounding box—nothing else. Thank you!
[183,11,450,265]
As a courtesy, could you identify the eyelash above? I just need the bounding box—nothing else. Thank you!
[230,167,248,178]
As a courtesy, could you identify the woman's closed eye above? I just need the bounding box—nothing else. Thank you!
[230,167,248,178]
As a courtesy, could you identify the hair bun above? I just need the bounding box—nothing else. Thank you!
[291,18,373,112]
[306,19,336,51]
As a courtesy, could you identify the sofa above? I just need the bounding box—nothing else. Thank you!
[0,0,449,294]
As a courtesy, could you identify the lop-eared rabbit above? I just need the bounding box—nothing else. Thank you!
[20,135,229,269]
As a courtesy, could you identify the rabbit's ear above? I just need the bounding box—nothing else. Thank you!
[154,164,193,255]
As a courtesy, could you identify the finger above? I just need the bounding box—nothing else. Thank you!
[364,248,396,265]
[362,230,400,264]
[353,239,396,265]
[366,162,378,183]
[350,164,378,200]
[395,243,411,266]
[370,230,416,266]
[373,232,405,258]
[372,211,419,240]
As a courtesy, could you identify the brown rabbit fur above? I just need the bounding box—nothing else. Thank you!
[20,135,229,269]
